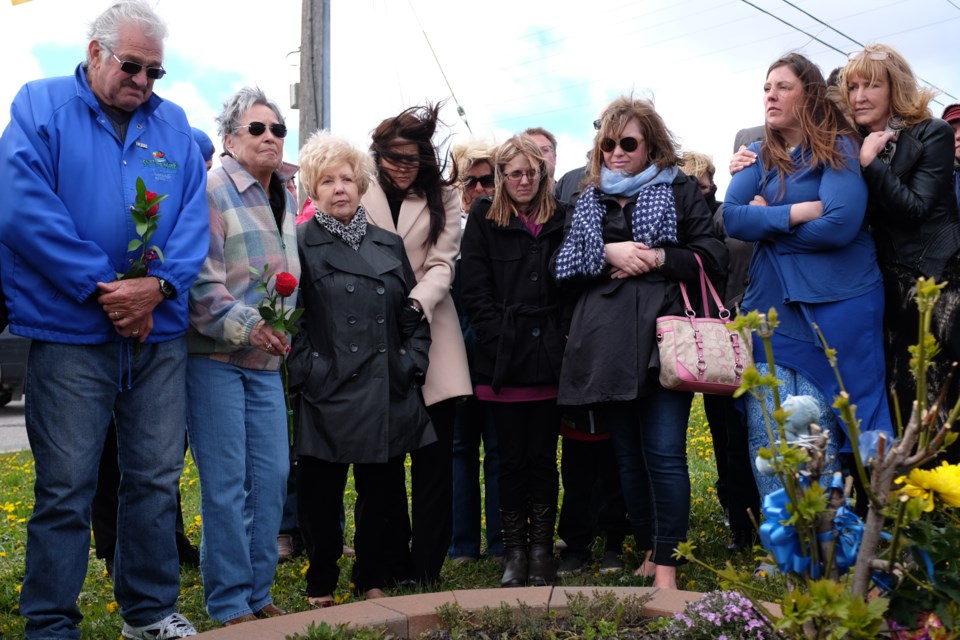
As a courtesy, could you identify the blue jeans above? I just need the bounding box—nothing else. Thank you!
[186,358,288,623]
[449,397,503,558]
[599,388,693,566]
[21,340,187,640]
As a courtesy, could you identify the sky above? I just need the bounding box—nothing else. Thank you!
[1,0,958,197]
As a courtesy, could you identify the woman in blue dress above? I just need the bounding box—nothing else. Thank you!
[723,53,893,497]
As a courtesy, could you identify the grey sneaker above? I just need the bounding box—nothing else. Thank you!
[122,612,197,639]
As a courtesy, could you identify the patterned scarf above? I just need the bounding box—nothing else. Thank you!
[554,166,679,280]
[314,205,368,251]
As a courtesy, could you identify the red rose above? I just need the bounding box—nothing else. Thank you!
[274,272,297,297]
[145,190,160,217]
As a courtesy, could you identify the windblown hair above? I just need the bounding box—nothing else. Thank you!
[216,86,285,144]
[586,96,681,186]
[299,131,376,200]
[522,127,558,151]
[487,136,557,228]
[760,53,856,192]
[87,1,167,65]
[836,43,935,130]
[370,103,457,246]
[680,151,715,182]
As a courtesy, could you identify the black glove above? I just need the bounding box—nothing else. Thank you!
[398,300,424,340]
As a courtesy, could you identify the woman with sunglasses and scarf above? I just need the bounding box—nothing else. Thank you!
[361,104,472,586]
[186,87,299,626]
[554,96,727,590]
[724,54,893,500]
[460,136,567,586]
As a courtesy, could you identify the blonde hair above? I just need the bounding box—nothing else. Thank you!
[586,96,680,186]
[486,136,556,227]
[837,43,934,130]
[298,131,376,200]
[450,140,496,177]
[680,151,715,181]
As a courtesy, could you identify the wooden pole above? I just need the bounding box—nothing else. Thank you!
[298,0,330,149]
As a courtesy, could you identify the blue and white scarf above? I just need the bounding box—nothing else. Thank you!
[554,165,679,280]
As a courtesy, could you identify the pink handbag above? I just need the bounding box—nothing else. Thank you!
[655,254,752,395]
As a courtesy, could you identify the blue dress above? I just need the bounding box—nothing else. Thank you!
[723,137,893,496]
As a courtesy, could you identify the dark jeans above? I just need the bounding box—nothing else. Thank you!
[297,455,410,595]
[557,436,628,559]
[599,389,693,566]
[449,397,502,558]
[91,419,192,562]
[410,398,456,584]
[702,394,760,537]
[488,400,560,512]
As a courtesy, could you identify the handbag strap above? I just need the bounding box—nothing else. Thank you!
[677,254,729,320]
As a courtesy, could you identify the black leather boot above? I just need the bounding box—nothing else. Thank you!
[527,503,557,586]
[499,509,528,587]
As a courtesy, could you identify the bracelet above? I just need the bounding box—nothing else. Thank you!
[654,248,666,270]
[407,299,424,316]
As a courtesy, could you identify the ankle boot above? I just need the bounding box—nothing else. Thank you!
[527,503,557,586]
[499,509,528,587]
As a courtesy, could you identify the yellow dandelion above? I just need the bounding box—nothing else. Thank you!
[16,584,22,593]
[106,601,119,613]
[3,502,14,512]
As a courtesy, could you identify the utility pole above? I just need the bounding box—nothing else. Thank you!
[298,0,330,149]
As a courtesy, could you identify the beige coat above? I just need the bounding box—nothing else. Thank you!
[362,183,472,406]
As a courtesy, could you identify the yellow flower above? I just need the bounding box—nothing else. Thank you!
[106,601,119,613]
[895,462,960,510]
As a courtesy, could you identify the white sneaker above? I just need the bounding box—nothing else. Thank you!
[121,612,197,639]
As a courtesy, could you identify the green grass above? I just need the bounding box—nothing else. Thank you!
[0,396,771,638]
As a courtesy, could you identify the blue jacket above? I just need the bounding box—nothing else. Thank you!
[0,64,209,344]
[723,136,881,305]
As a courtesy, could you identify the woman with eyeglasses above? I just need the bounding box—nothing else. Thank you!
[460,136,567,586]
[723,53,893,500]
[186,87,298,626]
[360,103,472,586]
[554,96,727,590]
[840,45,960,445]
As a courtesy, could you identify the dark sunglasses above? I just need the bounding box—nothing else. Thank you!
[599,136,641,153]
[104,45,166,80]
[462,174,495,189]
[238,122,288,138]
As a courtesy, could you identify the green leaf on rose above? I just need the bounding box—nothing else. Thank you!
[128,239,143,251]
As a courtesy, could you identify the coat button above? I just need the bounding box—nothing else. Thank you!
[351,373,359,379]
[349,343,358,352]
[376,285,385,295]
[346,283,355,293]
[532,327,541,337]
[529,271,539,281]
[347,316,357,325]
[376,315,385,324]
[311,352,319,358]
[531,245,539,253]
[399,348,407,355]
[377,344,386,353]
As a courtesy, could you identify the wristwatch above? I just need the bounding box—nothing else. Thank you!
[157,278,176,300]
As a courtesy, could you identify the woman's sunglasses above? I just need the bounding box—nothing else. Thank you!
[462,174,495,189]
[599,137,641,153]
[238,122,288,138]
[848,50,892,62]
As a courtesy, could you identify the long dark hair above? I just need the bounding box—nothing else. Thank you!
[370,103,457,247]
[761,53,856,193]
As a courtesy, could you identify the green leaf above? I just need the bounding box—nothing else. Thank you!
[127,238,143,251]
[136,177,146,200]
[150,245,165,263]
[248,265,262,277]
[135,219,149,237]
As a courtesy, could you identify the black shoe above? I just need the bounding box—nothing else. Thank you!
[526,504,557,586]
[557,554,587,577]
[500,509,529,588]
[727,529,757,552]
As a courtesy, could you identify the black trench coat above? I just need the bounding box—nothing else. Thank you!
[288,220,434,464]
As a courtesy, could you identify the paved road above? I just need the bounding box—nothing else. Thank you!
[0,399,29,452]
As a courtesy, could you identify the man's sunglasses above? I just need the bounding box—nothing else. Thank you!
[238,122,288,138]
[104,45,166,80]
[462,174,495,189]
[599,136,641,153]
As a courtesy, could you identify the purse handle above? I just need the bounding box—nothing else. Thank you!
[677,253,729,320]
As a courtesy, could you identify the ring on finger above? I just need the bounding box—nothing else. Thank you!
[132,330,140,336]
[113,311,121,320]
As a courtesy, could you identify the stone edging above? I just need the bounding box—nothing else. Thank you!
[195,586,716,639]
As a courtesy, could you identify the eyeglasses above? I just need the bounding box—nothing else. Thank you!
[848,50,892,62]
[103,45,166,80]
[504,169,541,183]
[599,137,642,153]
[593,119,602,131]
[462,174,495,189]
[238,122,288,138]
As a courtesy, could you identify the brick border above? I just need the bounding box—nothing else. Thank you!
[195,586,713,639]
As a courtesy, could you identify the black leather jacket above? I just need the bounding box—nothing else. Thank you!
[863,117,960,278]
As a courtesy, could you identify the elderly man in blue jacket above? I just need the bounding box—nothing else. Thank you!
[0,2,208,639]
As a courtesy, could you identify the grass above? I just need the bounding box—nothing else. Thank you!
[0,396,774,638]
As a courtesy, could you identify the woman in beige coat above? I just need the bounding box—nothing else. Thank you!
[361,103,472,585]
